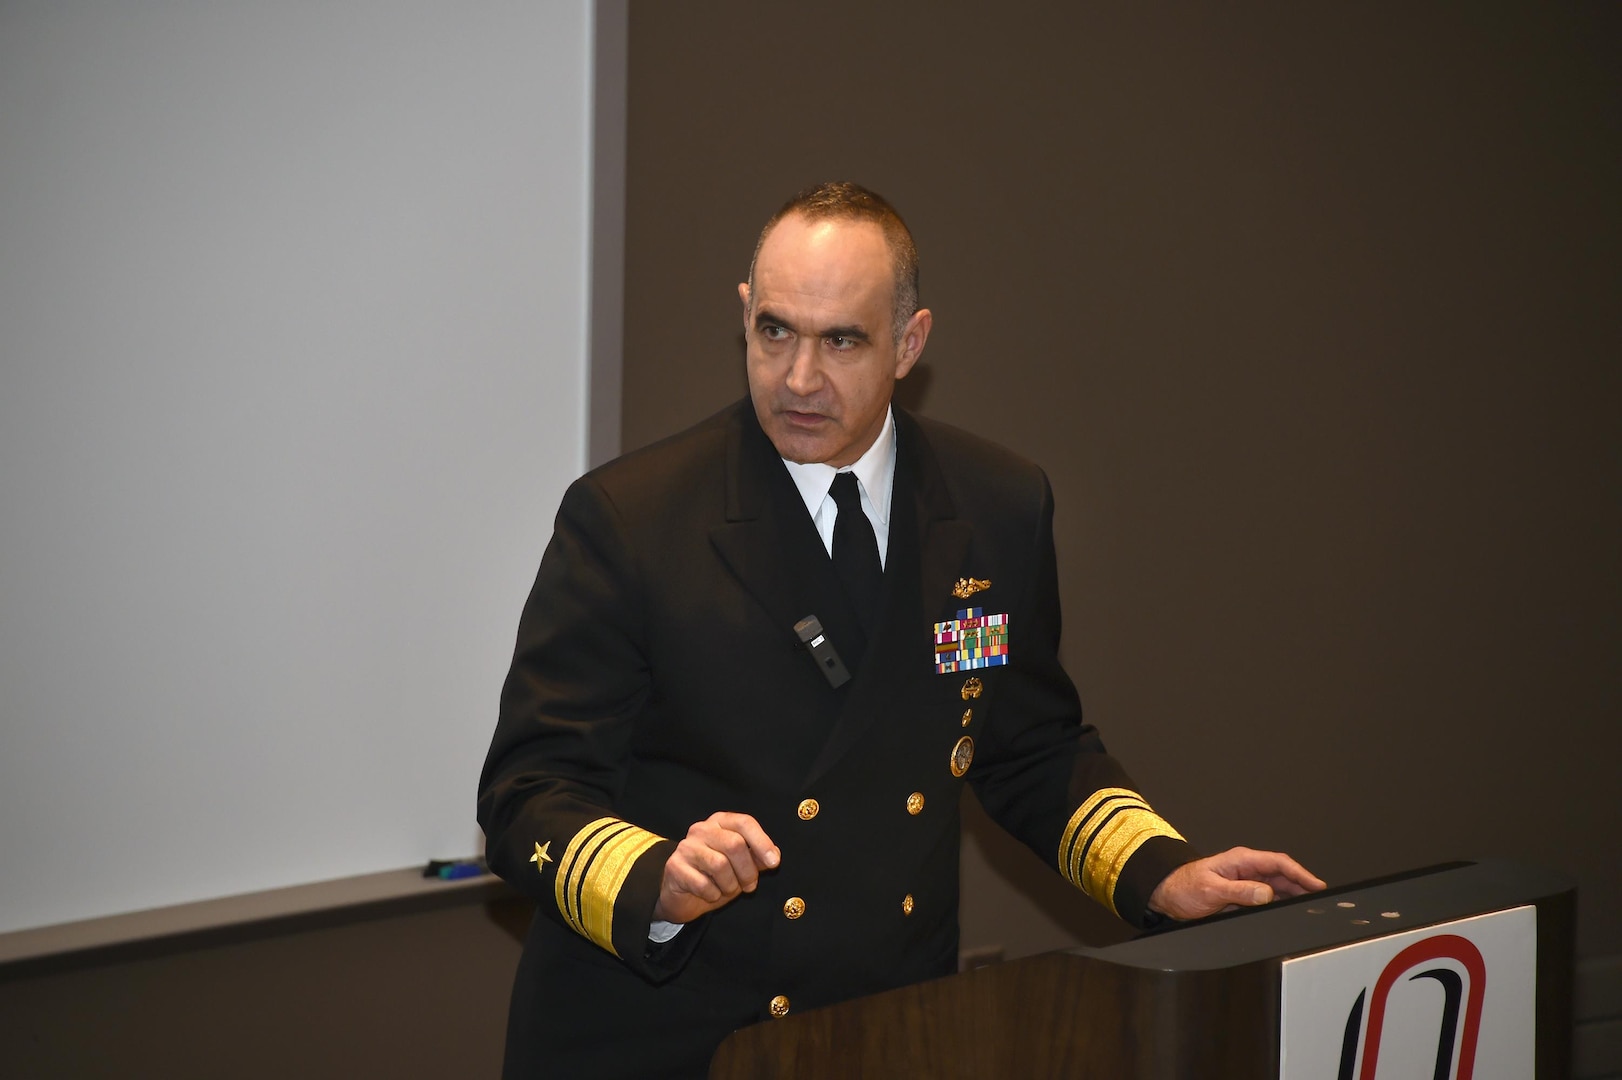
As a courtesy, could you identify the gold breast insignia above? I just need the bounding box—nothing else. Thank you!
[952,577,991,599]
[530,840,553,872]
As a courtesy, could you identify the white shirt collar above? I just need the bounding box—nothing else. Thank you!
[780,407,896,526]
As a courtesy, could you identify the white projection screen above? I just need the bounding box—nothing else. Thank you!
[0,2,600,935]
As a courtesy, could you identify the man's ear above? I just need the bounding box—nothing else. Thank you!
[894,308,933,379]
[738,282,751,332]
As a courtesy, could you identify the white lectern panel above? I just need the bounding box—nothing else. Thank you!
[1280,905,1535,1080]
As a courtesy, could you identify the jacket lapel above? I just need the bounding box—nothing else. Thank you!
[709,405,868,671]
[802,408,973,784]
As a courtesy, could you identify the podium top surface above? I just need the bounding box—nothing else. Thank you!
[1077,859,1572,973]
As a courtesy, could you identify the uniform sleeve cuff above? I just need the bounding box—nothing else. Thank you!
[552,818,669,954]
[1057,787,1190,922]
[1112,834,1200,929]
[615,837,706,982]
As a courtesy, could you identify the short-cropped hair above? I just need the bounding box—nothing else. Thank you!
[749,181,920,342]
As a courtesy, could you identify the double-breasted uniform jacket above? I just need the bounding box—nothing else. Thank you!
[478,400,1195,1078]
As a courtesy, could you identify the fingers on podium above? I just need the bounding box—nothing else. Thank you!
[1237,849,1327,896]
[1215,847,1326,896]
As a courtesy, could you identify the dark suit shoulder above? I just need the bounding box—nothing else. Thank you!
[911,412,1044,479]
[571,401,743,525]
[906,411,1051,521]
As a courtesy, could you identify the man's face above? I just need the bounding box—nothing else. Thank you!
[741,214,930,468]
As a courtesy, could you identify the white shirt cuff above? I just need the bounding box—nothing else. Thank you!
[648,919,683,944]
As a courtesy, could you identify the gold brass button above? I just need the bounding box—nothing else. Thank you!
[906,792,925,815]
[902,894,915,916]
[961,707,973,727]
[797,798,819,820]
[783,896,805,920]
[769,994,790,1018]
[950,735,975,777]
[960,677,983,700]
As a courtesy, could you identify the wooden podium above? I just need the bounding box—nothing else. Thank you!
[708,860,1574,1079]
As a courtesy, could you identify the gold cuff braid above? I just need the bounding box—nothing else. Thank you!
[1058,787,1184,917]
[554,817,666,956]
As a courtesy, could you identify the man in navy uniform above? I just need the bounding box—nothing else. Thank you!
[478,182,1323,1078]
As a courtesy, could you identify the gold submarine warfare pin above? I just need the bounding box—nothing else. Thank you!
[952,577,992,600]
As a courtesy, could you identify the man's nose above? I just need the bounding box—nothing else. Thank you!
[784,340,823,397]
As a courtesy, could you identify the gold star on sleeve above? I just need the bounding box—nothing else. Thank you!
[530,840,553,872]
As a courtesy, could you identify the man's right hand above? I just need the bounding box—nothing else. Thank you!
[653,812,780,924]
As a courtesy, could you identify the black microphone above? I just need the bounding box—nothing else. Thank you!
[794,615,851,689]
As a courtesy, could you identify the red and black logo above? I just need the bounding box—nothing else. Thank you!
[1337,934,1487,1080]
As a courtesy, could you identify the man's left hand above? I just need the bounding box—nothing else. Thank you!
[1147,846,1326,921]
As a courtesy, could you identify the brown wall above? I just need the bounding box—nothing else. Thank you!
[622,3,1621,960]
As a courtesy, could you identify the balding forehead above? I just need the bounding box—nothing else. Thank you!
[748,196,920,344]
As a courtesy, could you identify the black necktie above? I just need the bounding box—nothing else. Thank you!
[830,471,883,631]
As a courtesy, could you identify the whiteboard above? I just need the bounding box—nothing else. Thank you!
[0,2,598,934]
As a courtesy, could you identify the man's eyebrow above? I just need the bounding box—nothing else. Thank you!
[753,308,871,343]
[754,307,794,332]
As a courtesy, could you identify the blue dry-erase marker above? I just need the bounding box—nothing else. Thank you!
[438,861,485,880]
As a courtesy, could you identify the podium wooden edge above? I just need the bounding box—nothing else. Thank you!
[708,861,1576,1079]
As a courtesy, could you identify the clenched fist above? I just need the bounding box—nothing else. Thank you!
[653,811,781,924]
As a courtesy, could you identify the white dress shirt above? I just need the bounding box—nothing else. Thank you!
[779,406,897,566]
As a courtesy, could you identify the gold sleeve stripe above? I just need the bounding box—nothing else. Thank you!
[554,818,626,942]
[1058,787,1184,917]
[553,816,666,957]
